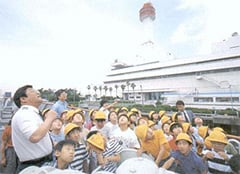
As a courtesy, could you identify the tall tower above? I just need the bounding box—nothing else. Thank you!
[139,2,156,46]
[137,2,158,62]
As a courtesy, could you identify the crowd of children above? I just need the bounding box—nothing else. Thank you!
[1,99,240,174]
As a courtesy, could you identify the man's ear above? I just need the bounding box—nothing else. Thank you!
[20,96,27,104]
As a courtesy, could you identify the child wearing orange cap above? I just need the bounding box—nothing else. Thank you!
[162,133,207,174]
[202,131,233,174]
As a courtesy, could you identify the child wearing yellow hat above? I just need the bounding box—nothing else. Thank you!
[135,124,171,167]
[86,131,123,173]
[162,133,207,174]
[64,123,88,172]
[202,131,233,174]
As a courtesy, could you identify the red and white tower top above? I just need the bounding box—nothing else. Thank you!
[139,2,156,22]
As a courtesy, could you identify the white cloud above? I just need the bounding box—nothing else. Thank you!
[0,0,143,93]
[171,0,240,55]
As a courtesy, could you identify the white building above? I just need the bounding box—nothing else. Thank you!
[103,2,240,110]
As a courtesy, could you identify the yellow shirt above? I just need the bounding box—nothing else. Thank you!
[140,130,170,160]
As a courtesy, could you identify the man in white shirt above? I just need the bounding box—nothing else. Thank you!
[12,85,57,173]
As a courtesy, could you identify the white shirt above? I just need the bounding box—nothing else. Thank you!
[105,122,119,137]
[110,127,140,149]
[12,105,52,162]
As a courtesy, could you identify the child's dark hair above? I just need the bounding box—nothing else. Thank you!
[54,139,75,152]
[86,130,99,140]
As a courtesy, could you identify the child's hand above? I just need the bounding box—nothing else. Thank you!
[136,149,143,157]
[218,151,229,161]
[205,152,214,159]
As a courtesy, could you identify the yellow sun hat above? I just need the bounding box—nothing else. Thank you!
[130,108,139,113]
[87,133,105,151]
[213,127,224,133]
[42,108,50,117]
[127,111,136,118]
[176,133,192,144]
[65,110,75,121]
[73,109,85,122]
[171,112,177,122]
[198,126,208,139]
[148,111,157,119]
[64,123,80,136]
[94,111,106,120]
[204,136,212,149]
[148,120,155,127]
[89,109,97,117]
[207,130,228,144]
[182,122,190,133]
[160,115,171,124]
[135,124,149,140]
[60,110,68,118]
[159,110,166,118]
[120,107,129,112]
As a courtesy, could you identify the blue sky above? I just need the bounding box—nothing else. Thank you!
[0,0,240,94]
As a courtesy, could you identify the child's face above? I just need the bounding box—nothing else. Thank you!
[176,140,192,155]
[118,116,129,125]
[51,119,63,131]
[172,126,183,137]
[56,144,75,163]
[61,113,67,121]
[72,114,84,126]
[163,123,170,134]
[68,128,81,142]
[109,112,117,122]
[145,128,154,140]
[211,141,226,152]
[152,113,159,120]
[130,115,137,123]
[138,118,148,125]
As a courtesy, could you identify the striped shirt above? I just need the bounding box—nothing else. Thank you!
[202,149,233,174]
[102,139,123,173]
[70,143,88,171]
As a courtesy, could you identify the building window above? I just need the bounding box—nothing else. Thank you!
[216,97,239,103]
[194,97,213,102]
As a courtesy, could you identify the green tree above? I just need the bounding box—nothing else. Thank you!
[121,84,126,100]
[114,84,119,97]
[131,83,136,102]
[109,87,113,97]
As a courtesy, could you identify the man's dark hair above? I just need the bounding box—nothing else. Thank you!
[54,139,75,152]
[86,130,98,140]
[176,100,185,106]
[229,154,240,173]
[13,85,33,108]
[55,89,66,98]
